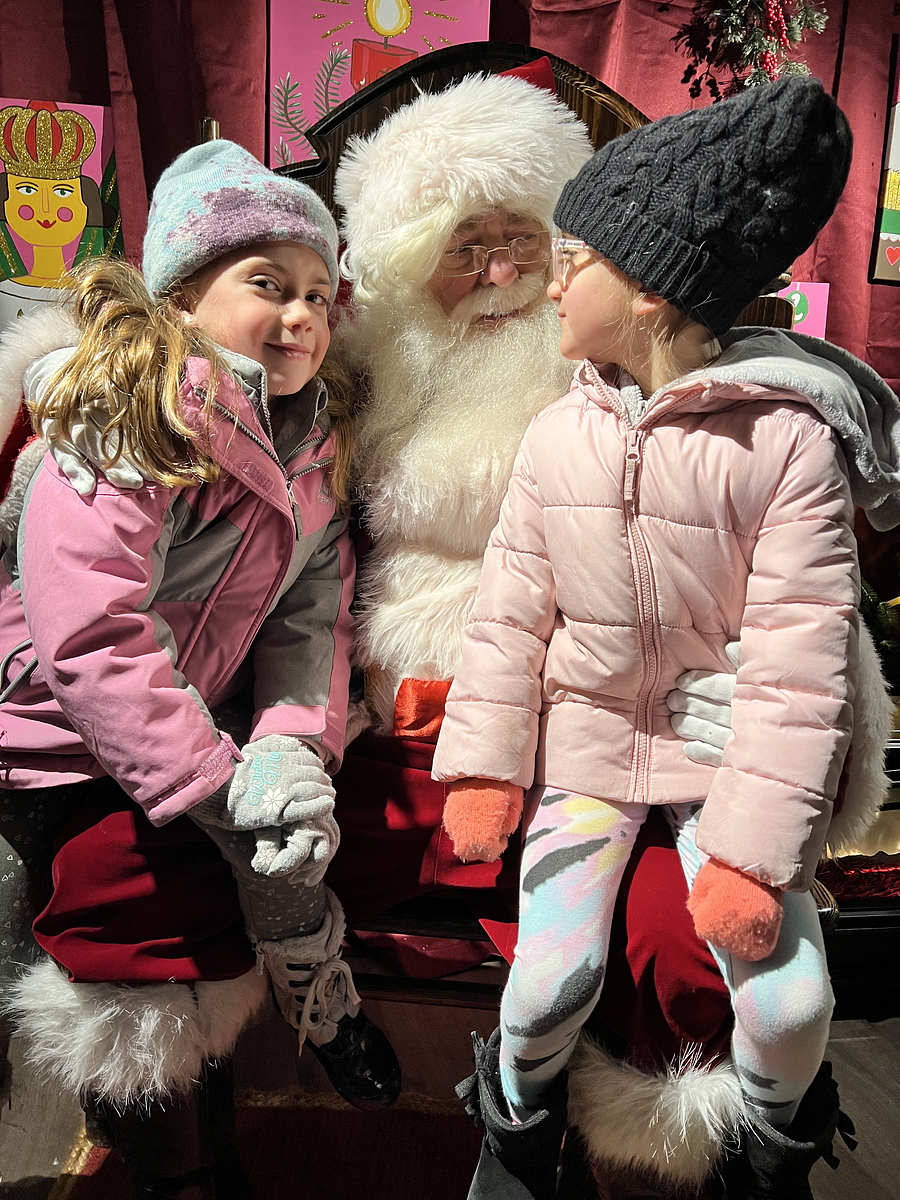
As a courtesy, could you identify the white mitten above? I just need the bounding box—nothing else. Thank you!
[666,641,740,766]
[250,817,340,881]
[227,734,336,829]
[25,349,150,495]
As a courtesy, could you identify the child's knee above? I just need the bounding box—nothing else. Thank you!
[733,972,834,1047]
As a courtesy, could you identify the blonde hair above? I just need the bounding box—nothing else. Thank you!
[602,258,719,388]
[33,256,353,505]
[34,257,227,488]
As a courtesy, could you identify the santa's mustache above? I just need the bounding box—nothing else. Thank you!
[447,270,550,330]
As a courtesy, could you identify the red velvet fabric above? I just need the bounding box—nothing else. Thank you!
[33,779,254,983]
[0,0,267,262]
[328,730,522,922]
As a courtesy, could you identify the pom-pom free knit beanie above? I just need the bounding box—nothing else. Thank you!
[554,77,852,336]
[142,140,339,302]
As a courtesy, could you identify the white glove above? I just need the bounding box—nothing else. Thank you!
[666,641,740,767]
[25,348,151,496]
[227,734,336,830]
[250,817,340,881]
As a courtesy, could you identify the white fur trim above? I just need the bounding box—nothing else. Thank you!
[0,435,45,547]
[335,73,592,257]
[0,306,79,450]
[6,958,268,1104]
[567,1035,747,1187]
[826,619,892,854]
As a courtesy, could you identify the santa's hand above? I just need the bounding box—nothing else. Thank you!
[228,735,336,830]
[667,641,740,766]
[250,816,339,881]
[442,779,524,863]
[687,858,783,961]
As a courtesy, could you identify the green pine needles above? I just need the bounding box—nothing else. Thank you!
[271,50,351,165]
[662,0,828,101]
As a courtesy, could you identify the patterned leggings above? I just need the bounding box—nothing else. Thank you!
[499,788,834,1128]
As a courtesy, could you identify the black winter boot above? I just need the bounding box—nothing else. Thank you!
[457,1027,568,1200]
[89,1059,253,1200]
[718,1062,855,1199]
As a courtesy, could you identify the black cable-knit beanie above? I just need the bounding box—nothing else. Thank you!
[553,77,852,336]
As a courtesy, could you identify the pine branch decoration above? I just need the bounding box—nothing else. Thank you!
[314,49,351,121]
[662,0,827,102]
[271,73,314,159]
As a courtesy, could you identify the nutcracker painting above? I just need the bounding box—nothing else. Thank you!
[0,99,120,332]
[268,0,490,166]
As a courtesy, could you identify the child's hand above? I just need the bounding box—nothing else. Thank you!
[687,858,783,961]
[228,735,336,829]
[250,817,338,882]
[442,779,524,862]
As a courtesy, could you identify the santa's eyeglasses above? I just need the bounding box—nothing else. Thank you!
[435,230,552,277]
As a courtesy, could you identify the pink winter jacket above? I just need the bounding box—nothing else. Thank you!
[433,356,860,891]
[0,356,355,824]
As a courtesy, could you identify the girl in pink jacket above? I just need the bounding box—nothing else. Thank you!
[0,141,399,1194]
[432,79,889,1199]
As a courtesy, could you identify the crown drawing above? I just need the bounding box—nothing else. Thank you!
[0,101,95,181]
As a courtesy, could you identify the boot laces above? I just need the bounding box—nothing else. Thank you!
[293,957,361,1050]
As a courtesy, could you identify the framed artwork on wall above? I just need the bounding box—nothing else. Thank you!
[0,99,120,334]
[268,0,490,167]
[871,36,900,285]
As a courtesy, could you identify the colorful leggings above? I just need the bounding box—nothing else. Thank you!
[499,789,834,1127]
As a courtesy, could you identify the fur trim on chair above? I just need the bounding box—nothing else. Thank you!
[825,618,893,855]
[6,957,268,1104]
[0,305,79,449]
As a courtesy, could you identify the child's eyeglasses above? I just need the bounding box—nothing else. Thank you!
[435,231,552,278]
[551,237,597,288]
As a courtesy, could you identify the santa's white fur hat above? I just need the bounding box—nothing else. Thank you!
[335,73,592,296]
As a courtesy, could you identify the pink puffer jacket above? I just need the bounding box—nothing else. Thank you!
[433,357,860,891]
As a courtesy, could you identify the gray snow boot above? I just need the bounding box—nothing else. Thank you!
[718,1062,855,1199]
[457,1027,568,1200]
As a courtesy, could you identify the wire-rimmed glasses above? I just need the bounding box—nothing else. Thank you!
[435,230,552,278]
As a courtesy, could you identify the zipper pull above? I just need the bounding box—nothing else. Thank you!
[624,429,640,504]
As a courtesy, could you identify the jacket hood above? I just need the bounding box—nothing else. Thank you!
[704,328,900,530]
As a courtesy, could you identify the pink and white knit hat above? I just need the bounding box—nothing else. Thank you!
[142,140,338,303]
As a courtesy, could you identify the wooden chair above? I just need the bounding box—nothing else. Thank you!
[277,40,647,207]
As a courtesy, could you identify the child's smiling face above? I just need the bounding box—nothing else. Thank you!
[185,241,332,395]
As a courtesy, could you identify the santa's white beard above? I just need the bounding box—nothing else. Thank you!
[348,287,573,724]
[352,286,571,552]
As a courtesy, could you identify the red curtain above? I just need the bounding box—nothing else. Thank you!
[0,0,266,263]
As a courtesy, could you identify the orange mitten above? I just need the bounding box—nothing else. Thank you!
[442,779,524,863]
[687,858,784,962]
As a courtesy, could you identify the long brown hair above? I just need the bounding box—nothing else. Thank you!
[33,256,353,503]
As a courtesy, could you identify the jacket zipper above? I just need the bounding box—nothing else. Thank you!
[602,379,703,803]
[622,425,662,803]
